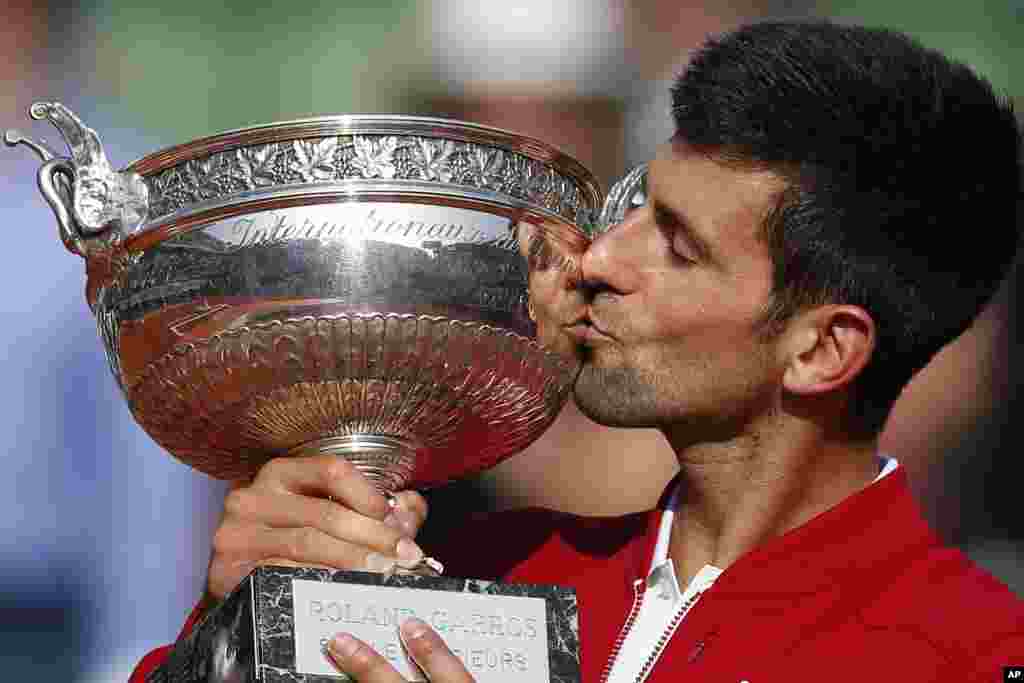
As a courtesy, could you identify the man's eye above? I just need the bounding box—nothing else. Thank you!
[673,239,697,263]
[652,205,671,228]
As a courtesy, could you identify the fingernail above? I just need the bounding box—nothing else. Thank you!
[384,507,418,535]
[400,616,429,642]
[365,552,397,573]
[328,633,359,659]
[396,538,424,565]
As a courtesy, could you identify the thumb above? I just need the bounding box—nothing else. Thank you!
[384,490,429,538]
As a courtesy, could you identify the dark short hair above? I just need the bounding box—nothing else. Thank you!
[672,20,1022,436]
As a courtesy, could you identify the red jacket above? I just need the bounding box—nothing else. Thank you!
[132,469,1023,681]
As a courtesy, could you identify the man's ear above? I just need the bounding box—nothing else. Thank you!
[781,305,875,396]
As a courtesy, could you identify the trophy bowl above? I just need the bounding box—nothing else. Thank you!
[9,102,601,492]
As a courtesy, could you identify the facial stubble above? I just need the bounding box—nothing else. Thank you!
[572,335,779,439]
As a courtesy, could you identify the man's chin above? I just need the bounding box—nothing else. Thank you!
[572,365,653,428]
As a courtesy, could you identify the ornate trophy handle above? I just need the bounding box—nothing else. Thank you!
[596,162,647,234]
[5,101,149,258]
[37,157,86,255]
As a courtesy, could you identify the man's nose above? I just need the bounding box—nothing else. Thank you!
[579,208,648,295]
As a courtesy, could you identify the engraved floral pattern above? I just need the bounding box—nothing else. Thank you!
[149,165,198,217]
[292,137,338,182]
[351,135,399,179]
[409,137,455,182]
[525,159,551,202]
[466,146,507,191]
[143,135,595,228]
[190,153,251,199]
[234,146,267,188]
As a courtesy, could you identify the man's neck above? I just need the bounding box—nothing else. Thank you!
[664,421,879,589]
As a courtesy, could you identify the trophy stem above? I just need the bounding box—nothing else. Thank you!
[285,434,418,495]
[286,434,443,576]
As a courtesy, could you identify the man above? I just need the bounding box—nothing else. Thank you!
[132,20,1023,682]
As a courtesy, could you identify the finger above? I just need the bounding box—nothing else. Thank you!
[213,523,424,572]
[254,455,391,520]
[399,617,474,683]
[209,557,343,593]
[258,557,340,571]
[224,488,414,556]
[384,490,429,537]
[212,556,341,589]
[260,548,423,576]
[326,633,406,683]
[208,551,403,604]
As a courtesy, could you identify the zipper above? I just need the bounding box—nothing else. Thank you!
[632,588,705,683]
[600,581,708,683]
[599,578,645,683]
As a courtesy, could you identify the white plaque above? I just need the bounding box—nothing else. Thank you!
[292,578,551,682]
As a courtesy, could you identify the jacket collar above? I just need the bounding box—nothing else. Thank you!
[631,467,939,596]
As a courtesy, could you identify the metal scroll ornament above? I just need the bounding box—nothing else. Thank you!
[7,102,615,493]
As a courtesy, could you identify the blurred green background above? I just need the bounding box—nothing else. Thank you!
[46,0,1024,146]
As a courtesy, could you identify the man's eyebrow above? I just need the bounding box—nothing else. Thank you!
[651,198,715,263]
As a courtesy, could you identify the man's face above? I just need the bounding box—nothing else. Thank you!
[571,140,786,441]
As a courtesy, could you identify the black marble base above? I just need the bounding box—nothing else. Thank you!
[147,566,579,682]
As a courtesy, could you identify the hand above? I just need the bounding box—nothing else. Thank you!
[206,454,429,603]
[326,617,474,683]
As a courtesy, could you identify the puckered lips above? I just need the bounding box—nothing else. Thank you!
[565,310,616,345]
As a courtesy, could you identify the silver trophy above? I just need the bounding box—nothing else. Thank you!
[8,103,641,682]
